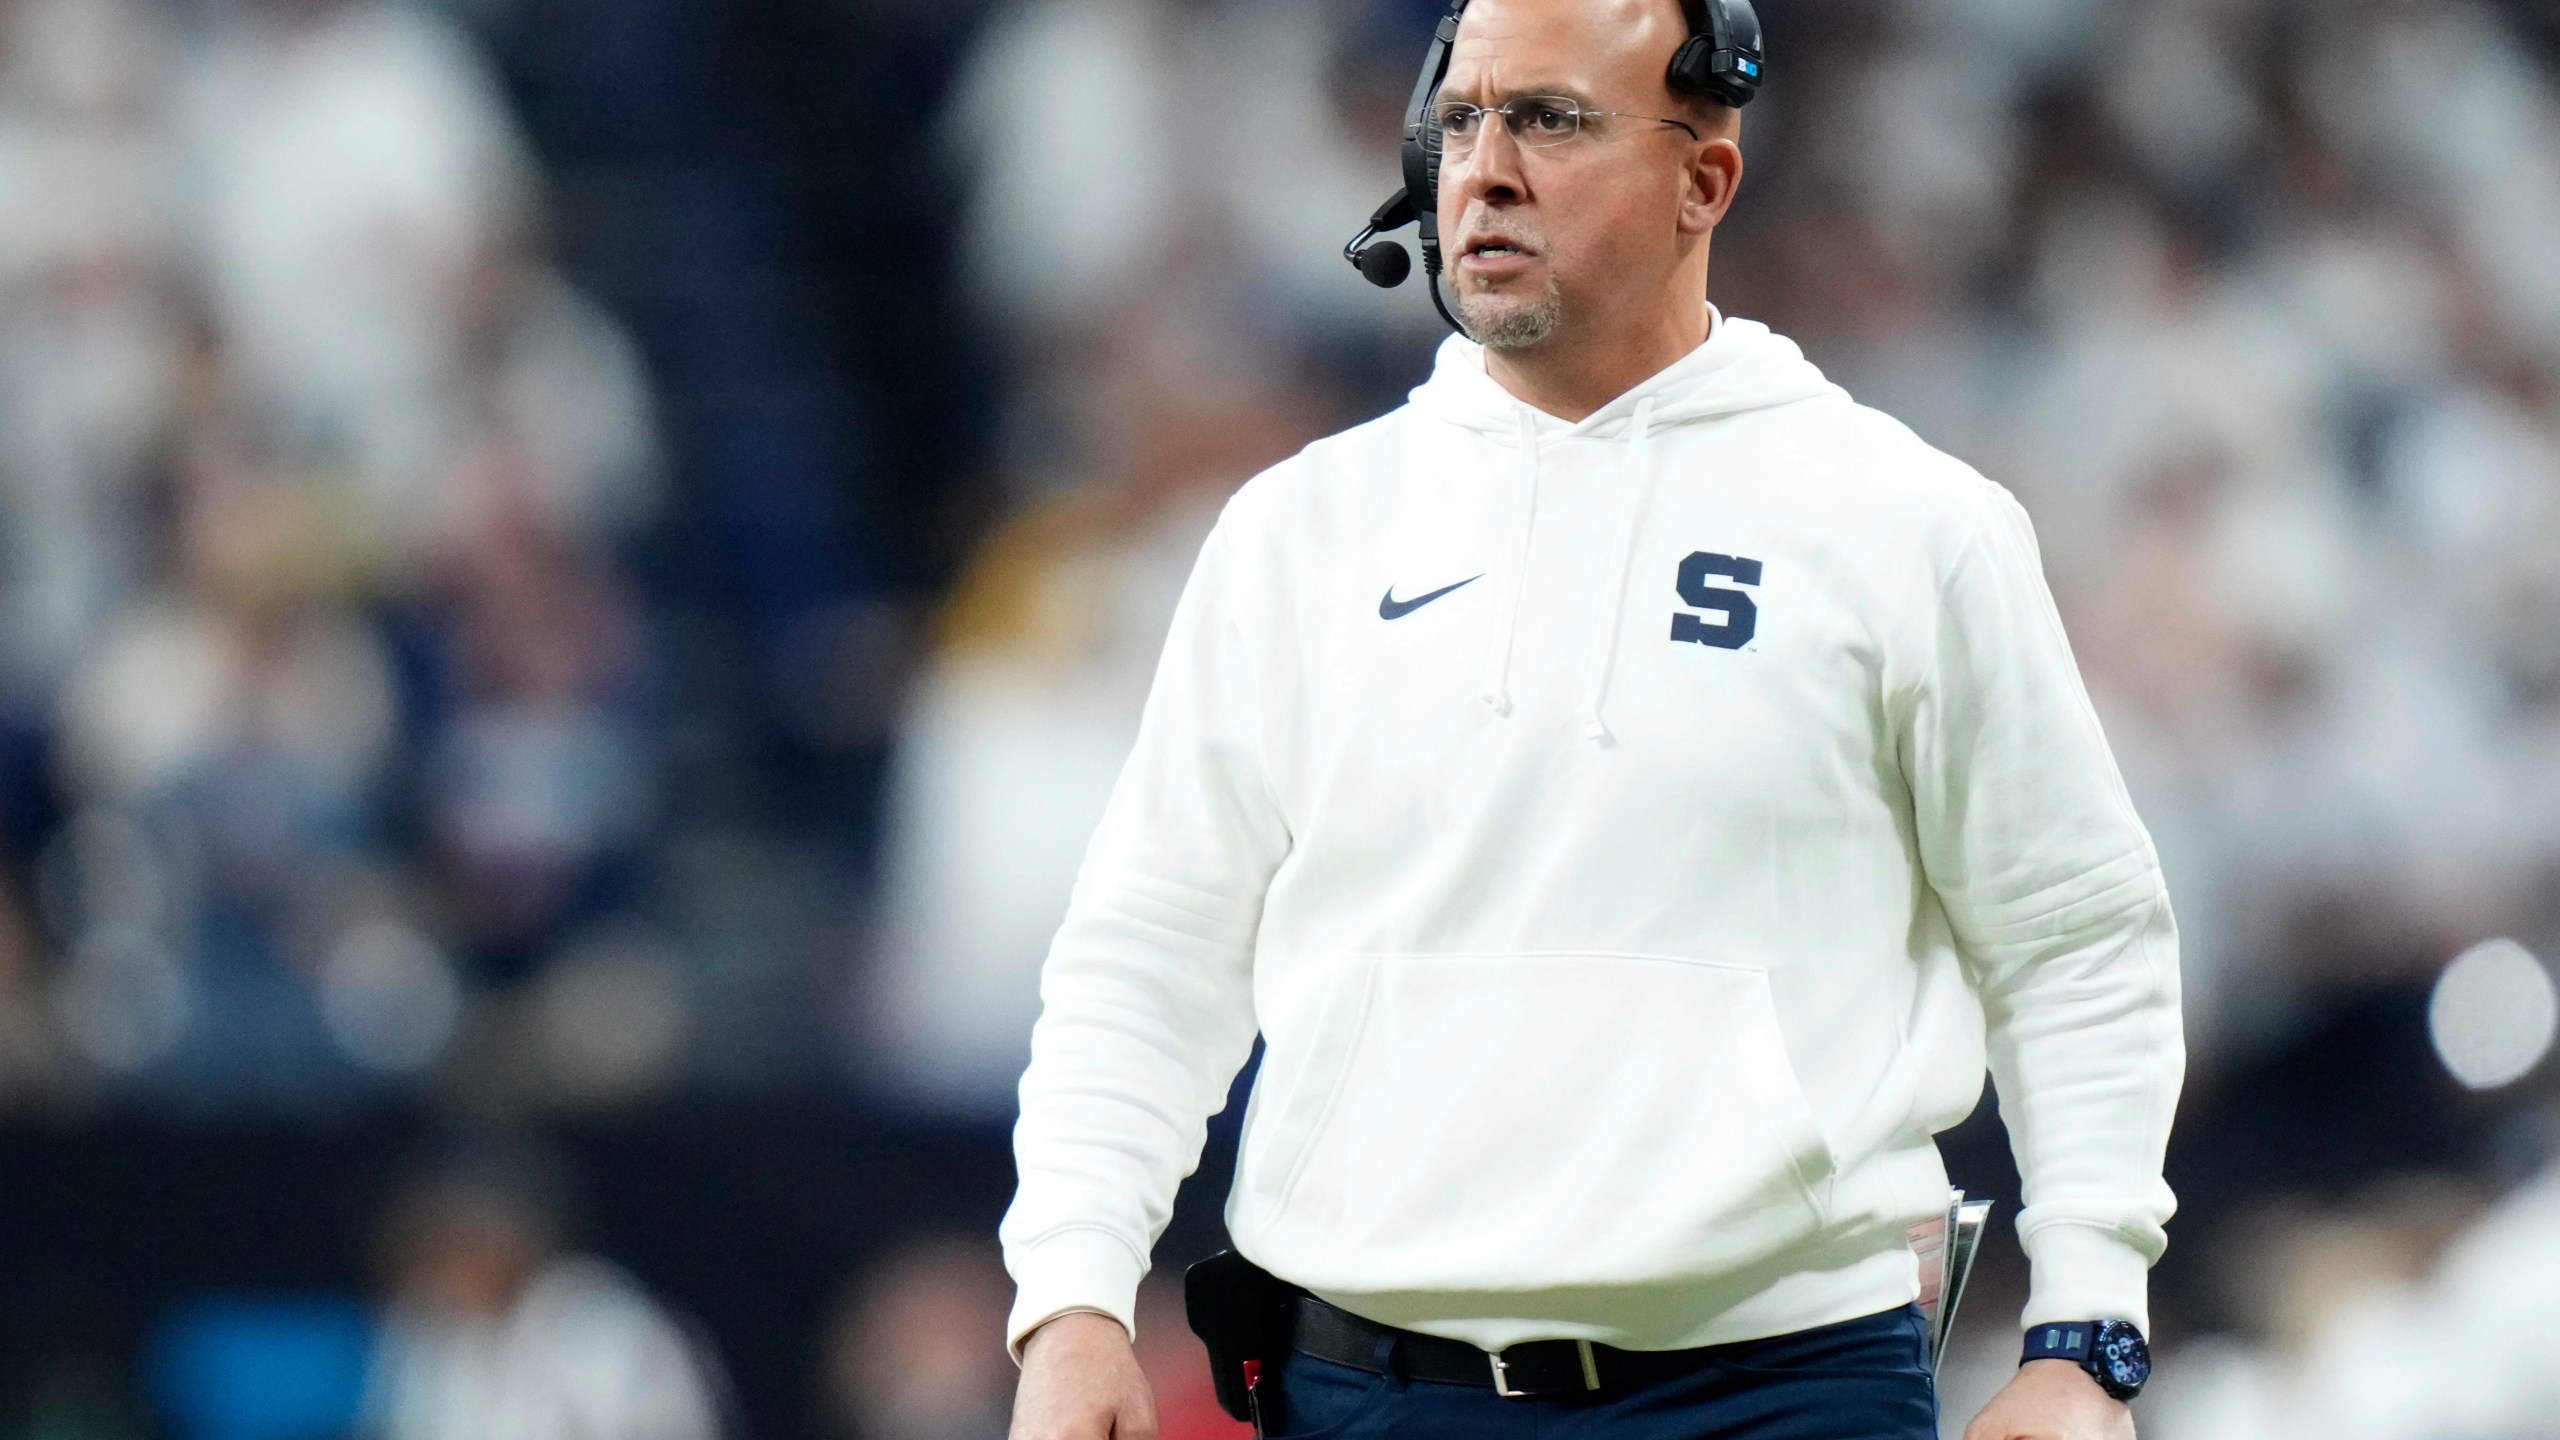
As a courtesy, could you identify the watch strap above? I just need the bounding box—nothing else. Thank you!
[2022,1320,2148,1401]
[2021,1322,2099,1366]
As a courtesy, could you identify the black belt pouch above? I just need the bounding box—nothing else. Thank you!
[1184,1249,1297,1422]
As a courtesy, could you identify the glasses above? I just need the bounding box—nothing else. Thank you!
[1423,94,1701,155]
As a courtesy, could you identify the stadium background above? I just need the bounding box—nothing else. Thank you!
[1,0,2558,1436]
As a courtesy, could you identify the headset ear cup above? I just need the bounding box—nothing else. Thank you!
[1667,33,1717,96]
[1669,0,1763,107]
[1668,40,1759,108]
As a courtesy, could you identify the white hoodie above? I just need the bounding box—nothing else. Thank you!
[999,309,2184,1363]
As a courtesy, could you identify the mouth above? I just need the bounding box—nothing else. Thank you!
[1462,235,1537,261]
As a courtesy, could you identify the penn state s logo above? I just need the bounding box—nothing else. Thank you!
[1671,552,1761,650]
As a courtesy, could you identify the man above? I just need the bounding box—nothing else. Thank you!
[363,1148,727,1440]
[1001,0,2183,1436]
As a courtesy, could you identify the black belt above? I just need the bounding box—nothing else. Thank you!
[1287,1290,1720,1399]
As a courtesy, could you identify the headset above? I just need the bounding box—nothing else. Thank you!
[1343,0,1766,335]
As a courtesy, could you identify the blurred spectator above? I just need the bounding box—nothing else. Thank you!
[0,0,663,1112]
[944,0,1179,338]
[2146,1165,2544,1440]
[0,0,182,703]
[944,0,1442,372]
[175,0,537,560]
[46,323,411,1105]
[413,428,654,982]
[362,1144,727,1440]
[858,311,1325,1115]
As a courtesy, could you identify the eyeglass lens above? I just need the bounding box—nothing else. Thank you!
[1428,96,1583,152]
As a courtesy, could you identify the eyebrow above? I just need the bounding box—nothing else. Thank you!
[1436,81,1599,107]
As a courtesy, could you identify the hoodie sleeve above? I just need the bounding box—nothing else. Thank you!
[997,507,1289,1365]
[1898,480,2186,1337]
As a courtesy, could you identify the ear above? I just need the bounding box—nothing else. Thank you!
[1678,134,1744,235]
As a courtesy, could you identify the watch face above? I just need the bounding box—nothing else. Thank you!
[2093,1321,2151,1392]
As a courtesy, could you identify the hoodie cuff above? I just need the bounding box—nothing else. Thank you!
[2019,1222,2154,1336]
[1005,1227,1148,1366]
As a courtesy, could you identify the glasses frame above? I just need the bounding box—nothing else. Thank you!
[1421,93,1703,156]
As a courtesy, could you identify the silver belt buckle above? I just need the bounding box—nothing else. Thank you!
[1487,1340,1603,1397]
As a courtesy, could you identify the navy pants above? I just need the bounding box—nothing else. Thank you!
[1265,1304,1937,1440]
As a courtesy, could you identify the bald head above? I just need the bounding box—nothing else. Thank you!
[1453,0,1737,134]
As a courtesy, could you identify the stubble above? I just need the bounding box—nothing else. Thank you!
[1456,277,1565,349]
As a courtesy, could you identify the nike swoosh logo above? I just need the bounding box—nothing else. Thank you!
[1379,574,1483,620]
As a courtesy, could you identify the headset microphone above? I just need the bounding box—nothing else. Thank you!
[1341,0,1765,335]
[1356,240,1412,288]
[1344,189,1417,288]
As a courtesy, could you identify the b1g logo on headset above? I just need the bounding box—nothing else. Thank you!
[1671,552,1762,650]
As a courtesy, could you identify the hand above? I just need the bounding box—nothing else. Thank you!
[1964,1360,2135,1440]
[1010,1310,1160,1440]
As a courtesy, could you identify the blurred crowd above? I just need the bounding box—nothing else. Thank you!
[0,0,670,1117]
[2,0,2559,1435]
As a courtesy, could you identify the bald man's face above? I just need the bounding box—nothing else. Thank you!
[1435,0,1735,349]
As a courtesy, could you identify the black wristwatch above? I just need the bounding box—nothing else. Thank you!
[2021,1319,2150,1401]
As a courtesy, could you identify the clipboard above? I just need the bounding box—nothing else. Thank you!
[1908,1188,1995,1377]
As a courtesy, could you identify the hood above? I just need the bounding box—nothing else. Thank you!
[1408,304,1845,441]
[1405,306,1846,745]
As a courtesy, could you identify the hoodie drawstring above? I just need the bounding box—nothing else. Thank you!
[1579,398,1657,745]
[1480,409,1541,717]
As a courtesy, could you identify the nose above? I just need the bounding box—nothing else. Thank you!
[1447,111,1528,217]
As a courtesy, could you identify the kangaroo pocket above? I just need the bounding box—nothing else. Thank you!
[1244,952,1839,1292]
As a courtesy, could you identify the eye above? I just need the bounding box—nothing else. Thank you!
[1433,103,1481,136]
[1521,98,1577,133]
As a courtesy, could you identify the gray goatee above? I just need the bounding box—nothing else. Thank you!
[1455,279,1564,350]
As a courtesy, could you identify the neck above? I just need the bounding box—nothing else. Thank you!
[1483,279,1716,423]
